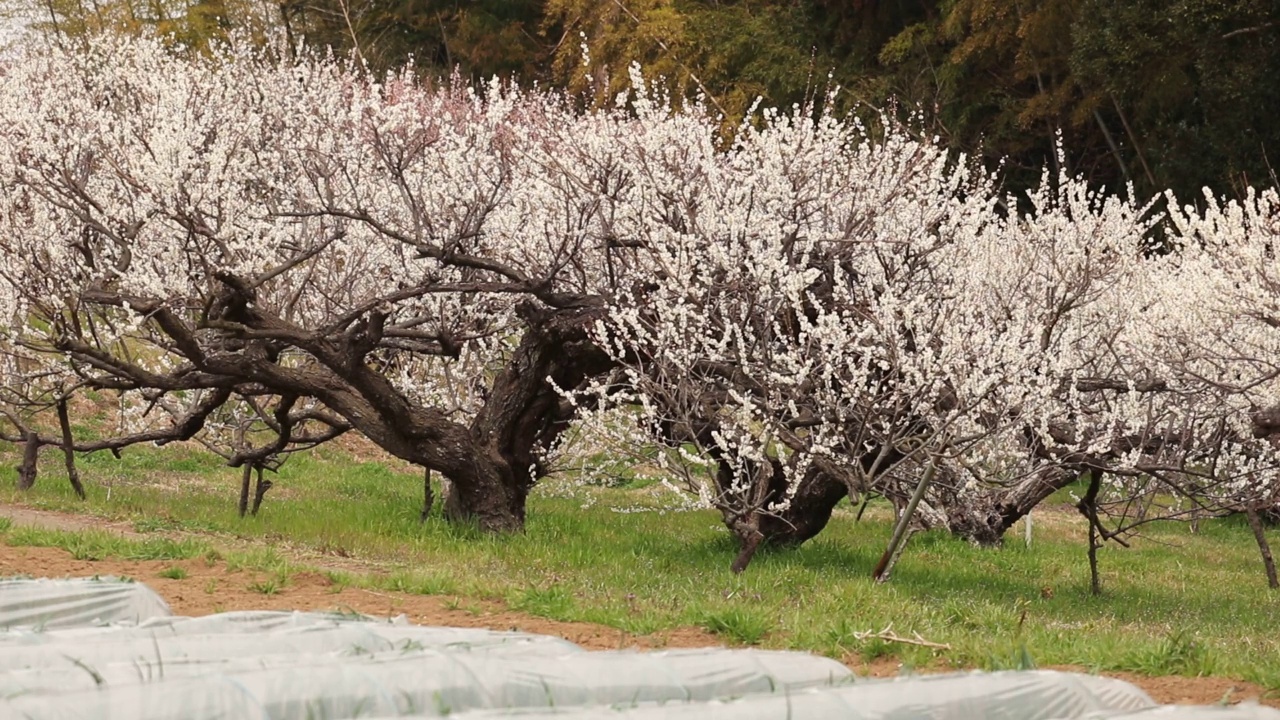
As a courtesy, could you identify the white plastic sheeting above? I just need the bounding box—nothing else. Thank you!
[421,670,1155,720]
[0,625,401,670]
[1081,707,1280,719]
[0,647,852,719]
[0,578,1265,720]
[0,610,581,656]
[0,611,585,696]
[0,577,170,630]
[129,610,584,652]
[0,626,416,694]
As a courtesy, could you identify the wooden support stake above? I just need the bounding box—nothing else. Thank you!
[873,456,938,581]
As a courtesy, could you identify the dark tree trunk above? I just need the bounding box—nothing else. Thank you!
[238,464,252,517]
[450,303,613,533]
[735,441,916,557]
[716,460,851,573]
[714,445,1077,568]
[713,442,921,572]
[250,466,272,515]
[730,527,764,574]
[756,469,850,548]
[56,400,86,499]
[920,466,1081,545]
[440,452,528,532]
[420,468,434,522]
[1077,471,1105,596]
[194,275,614,536]
[15,430,38,491]
[1246,507,1279,589]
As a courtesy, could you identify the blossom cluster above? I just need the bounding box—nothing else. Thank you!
[0,36,1276,535]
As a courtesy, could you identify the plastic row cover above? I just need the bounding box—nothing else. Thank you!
[0,647,852,719]
[0,577,170,630]
[0,612,584,696]
[0,628,582,694]
[0,609,397,641]
[163,610,583,653]
[0,625,402,671]
[0,626,446,695]
[0,611,580,664]
[419,670,1155,720]
[1083,707,1280,719]
[0,609,578,649]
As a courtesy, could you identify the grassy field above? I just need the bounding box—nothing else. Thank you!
[2,440,1279,691]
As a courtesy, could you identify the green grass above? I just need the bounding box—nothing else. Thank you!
[4,525,208,562]
[157,566,188,580]
[509,585,576,620]
[248,577,283,595]
[2,441,1280,689]
[384,570,457,597]
[222,547,290,574]
[701,607,773,645]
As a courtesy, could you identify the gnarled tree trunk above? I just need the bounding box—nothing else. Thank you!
[757,471,851,548]
[446,303,613,532]
[710,439,927,572]
[716,459,861,573]
[439,452,529,531]
[915,466,1081,545]
[194,277,613,535]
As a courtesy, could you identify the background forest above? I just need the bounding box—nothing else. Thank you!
[11,0,1280,203]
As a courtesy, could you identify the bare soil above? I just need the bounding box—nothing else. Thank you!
[1,504,1276,708]
[0,505,144,537]
[0,543,719,651]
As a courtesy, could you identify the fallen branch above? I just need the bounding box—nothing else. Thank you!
[851,622,952,650]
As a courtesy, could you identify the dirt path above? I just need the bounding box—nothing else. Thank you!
[0,543,723,651]
[1,504,1275,708]
[0,505,143,536]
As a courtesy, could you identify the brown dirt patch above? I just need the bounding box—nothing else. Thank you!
[0,506,143,537]
[0,543,721,651]
[1045,665,1278,708]
[1116,672,1273,706]
[1,506,1276,708]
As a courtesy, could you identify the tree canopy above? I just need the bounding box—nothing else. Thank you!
[4,36,1280,576]
[10,0,1276,200]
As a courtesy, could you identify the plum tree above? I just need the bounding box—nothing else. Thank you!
[0,37,616,531]
[1,36,1278,577]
